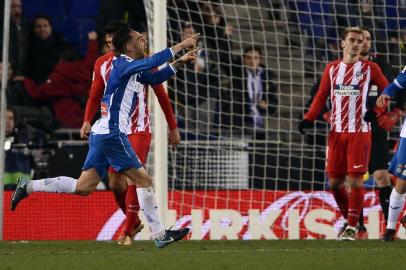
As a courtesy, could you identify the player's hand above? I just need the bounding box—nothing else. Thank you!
[322,111,331,123]
[80,121,91,139]
[363,110,377,122]
[376,94,391,107]
[88,31,98,41]
[168,128,181,147]
[181,33,200,49]
[179,47,200,63]
[298,119,312,134]
[377,108,403,131]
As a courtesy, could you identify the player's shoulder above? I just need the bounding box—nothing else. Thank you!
[325,59,341,68]
[362,59,380,69]
[94,51,115,68]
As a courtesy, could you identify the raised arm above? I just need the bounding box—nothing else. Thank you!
[119,34,200,78]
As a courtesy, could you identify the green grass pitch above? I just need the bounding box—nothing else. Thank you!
[0,240,404,270]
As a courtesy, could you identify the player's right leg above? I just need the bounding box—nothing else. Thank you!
[383,137,406,241]
[326,132,349,239]
[10,168,101,211]
[121,167,189,248]
[107,133,189,248]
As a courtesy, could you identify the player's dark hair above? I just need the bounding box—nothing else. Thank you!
[112,25,133,54]
[104,20,130,35]
[341,27,363,40]
[359,26,373,39]
[243,46,262,56]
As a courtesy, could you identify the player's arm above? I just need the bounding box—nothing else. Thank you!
[377,69,406,105]
[119,35,199,78]
[137,48,199,85]
[151,83,180,146]
[298,65,331,134]
[80,61,105,139]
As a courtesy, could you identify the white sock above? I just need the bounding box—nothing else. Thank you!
[27,177,77,194]
[387,188,406,230]
[136,187,165,239]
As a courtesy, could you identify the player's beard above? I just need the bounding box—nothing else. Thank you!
[360,50,368,57]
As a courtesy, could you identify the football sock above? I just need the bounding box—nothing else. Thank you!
[136,187,165,239]
[112,188,127,214]
[123,185,141,235]
[378,185,392,223]
[348,187,364,227]
[358,208,364,227]
[331,186,349,219]
[387,188,405,230]
[27,177,77,194]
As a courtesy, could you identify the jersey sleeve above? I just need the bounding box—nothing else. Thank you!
[83,60,105,122]
[370,62,389,93]
[151,83,178,130]
[383,67,406,97]
[119,48,174,78]
[137,64,177,85]
[304,64,331,121]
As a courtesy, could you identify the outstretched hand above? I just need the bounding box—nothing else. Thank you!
[179,47,200,63]
[181,33,200,49]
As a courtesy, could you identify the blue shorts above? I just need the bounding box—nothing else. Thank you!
[82,132,142,179]
[388,137,406,181]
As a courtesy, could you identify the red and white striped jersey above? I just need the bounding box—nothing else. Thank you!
[84,52,177,135]
[305,59,389,133]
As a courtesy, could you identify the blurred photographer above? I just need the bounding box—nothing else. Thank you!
[3,108,32,190]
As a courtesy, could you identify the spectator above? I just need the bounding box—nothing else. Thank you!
[201,3,233,75]
[232,46,278,139]
[2,62,36,107]
[0,0,31,80]
[24,32,98,128]
[167,0,203,44]
[170,23,214,132]
[3,108,32,190]
[26,15,68,83]
[96,0,147,36]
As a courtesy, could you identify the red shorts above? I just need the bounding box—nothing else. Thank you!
[108,132,152,174]
[326,131,371,176]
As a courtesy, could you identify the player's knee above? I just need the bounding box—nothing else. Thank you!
[75,182,97,196]
[75,186,93,196]
[373,170,390,187]
[137,175,152,188]
[395,179,406,194]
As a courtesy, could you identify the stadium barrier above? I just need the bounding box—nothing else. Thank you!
[4,190,404,240]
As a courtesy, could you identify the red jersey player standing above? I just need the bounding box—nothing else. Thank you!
[80,21,180,245]
[299,27,389,240]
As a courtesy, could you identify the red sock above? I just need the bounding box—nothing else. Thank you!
[113,189,127,214]
[331,186,349,219]
[348,187,365,227]
[123,185,141,235]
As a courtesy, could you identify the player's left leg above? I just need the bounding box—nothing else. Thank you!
[342,132,371,240]
[10,168,102,211]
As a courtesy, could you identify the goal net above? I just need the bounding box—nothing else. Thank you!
[144,0,406,240]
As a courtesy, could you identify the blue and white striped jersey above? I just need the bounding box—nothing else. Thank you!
[383,66,406,138]
[91,48,176,134]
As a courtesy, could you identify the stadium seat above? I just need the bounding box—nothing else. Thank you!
[59,19,81,45]
[67,0,100,18]
[22,0,65,18]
